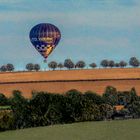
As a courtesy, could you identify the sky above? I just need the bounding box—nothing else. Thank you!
[0,0,140,70]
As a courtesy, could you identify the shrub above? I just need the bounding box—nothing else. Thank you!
[0,111,14,131]
[103,86,118,106]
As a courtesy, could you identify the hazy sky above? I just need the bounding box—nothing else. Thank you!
[0,0,140,69]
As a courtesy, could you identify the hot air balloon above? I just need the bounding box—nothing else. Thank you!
[29,23,61,62]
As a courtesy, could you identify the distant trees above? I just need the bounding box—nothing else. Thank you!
[25,63,40,71]
[6,64,14,71]
[64,59,74,69]
[26,63,34,71]
[108,60,115,68]
[24,57,140,71]
[115,63,120,67]
[34,64,40,71]
[100,60,108,68]
[75,61,86,69]
[129,57,139,67]
[1,56,140,72]
[89,63,97,69]
[57,63,64,70]
[0,65,7,72]
[48,61,57,70]
[119,61,127,68]
[0,64,14,72]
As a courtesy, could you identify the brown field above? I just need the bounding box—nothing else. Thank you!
[0,68,140,97]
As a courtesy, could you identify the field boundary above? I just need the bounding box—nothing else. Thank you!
[0,78,140,84]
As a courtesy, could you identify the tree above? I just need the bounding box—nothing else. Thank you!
[75,61,86,69]
[84,91,104,105]
[81,101,101,121]
[100,60,108,68]
[115,63,120,68]
[0,65,7,72]
[127,101,140,118]
[103,86,118,106]
[65,89,82,97]
[108,60,115,68]
[34,64,40,71]
[0,93,8,106]
[117,91,131,106]
[48,61,57,70]
[89,63,97,69]
[6,64,14,71]
[129,57,139,67]
[57,63,64,70]
[129,88,139,103]
[64,59,74,70]
[127,88,140,118]
[99,104,113,120]
[26,63,34,71]
[0,110,14,131]
[119,61,127,68]
[65,89,83,121]
[11,90,29,129]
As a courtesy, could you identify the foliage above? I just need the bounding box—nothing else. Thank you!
[57,63,64,70]
[6,64,14,71]
[129,57,139,67]
[89,63,97,68]
[0,65,7,72]
[0,87,140,132]
[75,61,86,69]
[10,90,30,129]
[99,104,113,120]
[64,59,74,69]
[26,63,34,71]
[34,64,40,71]
[103,86,118,106]
[0,111,14,131]
[48,61,57,70]
[119,61,127,68]
[84,91,104,105]
[115,63,120,67]
[80,101,101,121]
[108,60,115,68]
[100,59,109,68]
[0,93,9,106]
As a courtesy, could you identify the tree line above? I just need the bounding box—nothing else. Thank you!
[0,57,139,72]
[0,86,140,131]
[48,57,140,70]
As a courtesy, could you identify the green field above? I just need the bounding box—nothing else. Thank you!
[0,120,140,140]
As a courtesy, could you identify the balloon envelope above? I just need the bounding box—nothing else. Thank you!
[29,23,61,60]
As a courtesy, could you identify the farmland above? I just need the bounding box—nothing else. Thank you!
[0,119,140,140]
[0,68,140,97]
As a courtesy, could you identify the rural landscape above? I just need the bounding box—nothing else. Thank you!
[0,57,140,97]
[0,0,140,140]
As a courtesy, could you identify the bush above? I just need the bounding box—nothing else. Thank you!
[0,93,9,106]
[0,111,14,131]
[80,99,101,121]
[103,86,118,106]
[0,87,139,132]
[99,104,113,120]
[84,91,104,105]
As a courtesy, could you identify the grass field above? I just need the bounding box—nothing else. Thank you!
[0,120,140,140]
